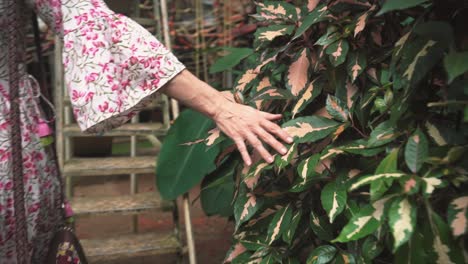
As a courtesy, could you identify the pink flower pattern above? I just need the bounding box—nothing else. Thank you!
[0,0,184,262]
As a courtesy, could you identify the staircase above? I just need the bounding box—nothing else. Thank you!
[52,1,195,262]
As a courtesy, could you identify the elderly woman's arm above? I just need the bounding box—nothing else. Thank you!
[161,70,292,165]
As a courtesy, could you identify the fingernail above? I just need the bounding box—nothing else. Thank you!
[268,157,274,163]
[287,137,294,143]
[281,148,287,154]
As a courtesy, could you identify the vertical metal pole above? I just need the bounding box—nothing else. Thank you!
[161,0,196,263]
[54,37,64,171]
[130,116,138,232]
[160,0,180,118]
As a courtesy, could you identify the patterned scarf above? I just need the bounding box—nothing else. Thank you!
[7,0,31,263]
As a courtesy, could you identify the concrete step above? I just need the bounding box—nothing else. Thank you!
[72,192,173,217]
[64,122,168,137]
[63,156,156,177]
[81,232,181,263]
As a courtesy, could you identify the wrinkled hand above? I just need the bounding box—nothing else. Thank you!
[213,96,293,166]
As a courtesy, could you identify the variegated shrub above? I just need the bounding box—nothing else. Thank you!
[157,0,468,263]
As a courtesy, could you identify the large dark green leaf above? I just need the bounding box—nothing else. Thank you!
[200,161,237,217]
[444,51,468,84]
[209,48,254,74]
[306,245,337,264]
[404,129,428,173]
[370,148,399,201]
[377,0,429,15]
[310,211,334,241]
[156,110,220,200]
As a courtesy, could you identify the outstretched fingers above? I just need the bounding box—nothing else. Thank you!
[261,119,293,144]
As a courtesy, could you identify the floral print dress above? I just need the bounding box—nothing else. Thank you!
[0,0,185,263]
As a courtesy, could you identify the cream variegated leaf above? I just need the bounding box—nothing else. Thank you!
[388,198,416,250]
[354,5,376,37]
[267,205,292,244]
[292,79,322,118]
[334,196,394,242]
[205,128,222,146]
[421,177,444,195]
[326,95,349,122]
[235,69,257,92]
[244,162,272,190]
[326,39,349,66]
[275,143,297,168]
[255,25,295,46]
[286,48,310,96]
[403,40,437,82]
[234,184,264,228]
[282,116,340,143]
[350,173,406,191]
[448,196,468,237]
[291,154,320,192]
[256,1,297,20]
[321,181,347,223]
[425,121,448,146]
[347,52,367,83]
[308,0,320,11]
[224,243,247,263]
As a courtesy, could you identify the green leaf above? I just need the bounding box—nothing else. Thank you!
[388,197,417,251]
[156,110,220,200]
[447,196,468,237]
[293,4,331,40]
[291,154,321,192]
[444,51,468,84]
[398,38,447,89]
[267,205,293,244]
[321,181,347,223]
[310,211,334,241]
[377,0,429,15]
[306,245,337,264]
[367,121,397,147]
[209,48,253,74]
[370,148,399,201]
[234,184,264,228]
[224,243,247,263]
[282,116,340,144]
[326,95,349,122]
[326,39,350,66]
[404,129,428,173]
[347,51,367,83]
[334,197,392,242]
[394,225,427,264]
[362,236,383,261]
[283,210,302,244]
[200,161,236,217]
[274,143,297,169]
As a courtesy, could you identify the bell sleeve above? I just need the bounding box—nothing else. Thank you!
[31,0,185,133]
